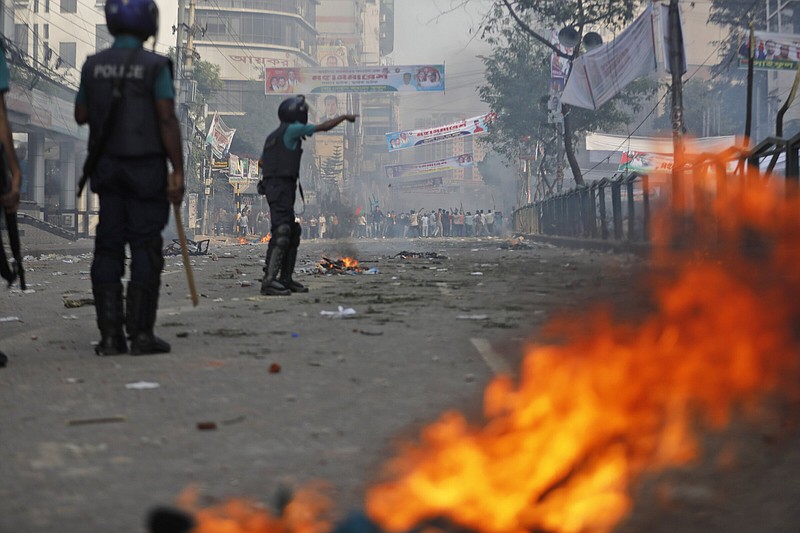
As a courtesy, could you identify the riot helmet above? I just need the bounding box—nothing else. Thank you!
[105,0,159,41]
[278,95,309,124]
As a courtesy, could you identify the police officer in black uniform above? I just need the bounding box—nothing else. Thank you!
[259,96,356,296]
[74,0,184,355]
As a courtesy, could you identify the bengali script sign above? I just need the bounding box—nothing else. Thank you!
[388,177,444,191]
[264,65,445,94]
[206,113,236,159]
[618,151,673,173]
[738,30,800,71]
[386,113,495,152]
[384,153,473,180]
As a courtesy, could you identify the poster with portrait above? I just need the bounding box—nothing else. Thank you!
[385,113,494,152]
[738,30,800,71]
[384,153,473,179]
[264,65,446,94]
[317,45,349,68]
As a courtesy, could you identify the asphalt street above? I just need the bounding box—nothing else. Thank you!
[0,235,642,532]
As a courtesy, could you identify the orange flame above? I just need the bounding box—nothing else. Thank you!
[179,484,333,533]
[342,257,359,269]
[238,237,249,245]
[365,155,800,532]
[261,233,272,243]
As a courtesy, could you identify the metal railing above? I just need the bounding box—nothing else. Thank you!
[514,133,800,244]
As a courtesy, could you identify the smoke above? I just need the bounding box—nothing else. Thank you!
[476,151,518,213]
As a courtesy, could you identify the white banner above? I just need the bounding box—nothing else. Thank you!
[562,5,657,110]
[206,113,236,159]
[385,113,494,152]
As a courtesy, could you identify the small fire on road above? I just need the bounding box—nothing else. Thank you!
[317,256,364,274]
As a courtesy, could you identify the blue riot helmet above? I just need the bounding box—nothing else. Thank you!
[278,95,309,124]
[105,0,159,40]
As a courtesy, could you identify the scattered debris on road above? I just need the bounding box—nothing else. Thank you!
[125,381,161,390]
[320,306,357,318]
[67,416,127,426]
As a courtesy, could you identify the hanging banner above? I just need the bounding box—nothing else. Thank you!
[737,30,800,71]
[248,159,260,178]
[384,153,473,180]
[388,177,445,191]
[229,154,243,177]
[385,113,494,152]
[264,64,445,94]
[561,5,657,110]
[618,151,674,173]
[206,113,236,159]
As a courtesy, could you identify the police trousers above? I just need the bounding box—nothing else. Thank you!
[90,156,170,286]
[262,176,298,232]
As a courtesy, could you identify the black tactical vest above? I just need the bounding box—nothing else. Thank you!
[261,123,303,179]
[83,47,172,158]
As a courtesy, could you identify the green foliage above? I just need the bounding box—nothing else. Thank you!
[321,145,344,181]
[478,8,657,173]
[479,0,655,183]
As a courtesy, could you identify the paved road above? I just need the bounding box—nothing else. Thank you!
[1,235,642,532]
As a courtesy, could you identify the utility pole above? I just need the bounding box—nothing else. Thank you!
[668,0,685,210]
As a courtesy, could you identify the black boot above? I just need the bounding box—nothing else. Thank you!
[280,245,308,293]
[126,282,171,355]
[260,242,291,296]
[93,283,128,356]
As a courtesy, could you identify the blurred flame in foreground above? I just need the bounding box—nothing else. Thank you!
[184,158,800,533]
[365,167,800,532]
[179,484,333,533]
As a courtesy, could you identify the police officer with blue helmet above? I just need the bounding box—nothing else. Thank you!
[74,0,184,355]
[258,96,356,295]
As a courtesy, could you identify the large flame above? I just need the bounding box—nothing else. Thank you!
[365,159,800,532]
[342,257,359,269]
[182,153,800,533]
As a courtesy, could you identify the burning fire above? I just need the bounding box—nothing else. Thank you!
[182,151,800,533]
[364,158,800,532]
[318,256,364,273]
[178,485,333,533]
[238,237,249,245]
[261,233,272,243]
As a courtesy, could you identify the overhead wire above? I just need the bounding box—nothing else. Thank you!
[578,0,763,178]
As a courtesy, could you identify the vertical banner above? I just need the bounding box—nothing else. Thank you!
[206,113,237,158]
[562,5,657,110]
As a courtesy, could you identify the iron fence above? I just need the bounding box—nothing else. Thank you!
[513,134,800,243]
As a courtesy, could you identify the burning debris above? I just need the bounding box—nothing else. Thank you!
[317,256,365,274]
[392,251,447,260]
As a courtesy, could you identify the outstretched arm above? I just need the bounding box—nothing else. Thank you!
[315,114,357,133]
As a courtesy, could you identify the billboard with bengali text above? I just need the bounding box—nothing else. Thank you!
[386,113,494,152]
[385,153,473,180]
[265,65,445,94]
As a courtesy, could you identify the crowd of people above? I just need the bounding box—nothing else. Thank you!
[209,206,506,240]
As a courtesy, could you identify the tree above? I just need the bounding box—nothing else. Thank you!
[481,0,653,185]
[479,6,655,188]
[225,87,282,157]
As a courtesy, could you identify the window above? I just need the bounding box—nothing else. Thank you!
[61,0,77,13]
[59,42,76,68]
[43,24,49,39]
[95,24,112,51]
[45,0,50,12]
[14,24,29,55]
[33,0,39,13]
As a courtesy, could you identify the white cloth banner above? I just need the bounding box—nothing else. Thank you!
[561,5,657,110]
[585,133,737,154]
